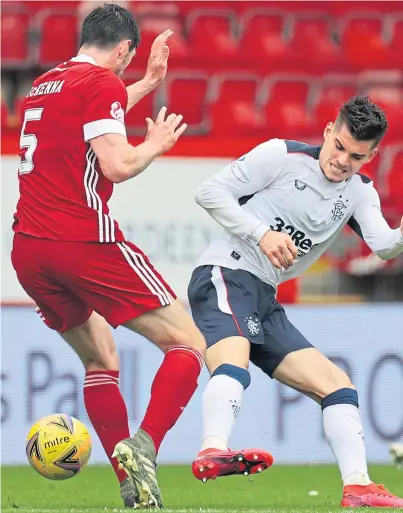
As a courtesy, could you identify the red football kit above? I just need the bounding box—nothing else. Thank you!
[11,54,175,332]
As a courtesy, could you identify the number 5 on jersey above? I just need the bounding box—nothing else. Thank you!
[19,108,44,175]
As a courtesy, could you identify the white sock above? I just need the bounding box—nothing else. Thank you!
[323,404,371,486]
[201,374,244,451]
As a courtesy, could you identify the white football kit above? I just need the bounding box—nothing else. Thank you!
[194,139,403,289]
[190,140,403,496]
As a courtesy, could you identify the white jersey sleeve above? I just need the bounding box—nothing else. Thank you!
[351,182,403,260]
[195,138,287,244]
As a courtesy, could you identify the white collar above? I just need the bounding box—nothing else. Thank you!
[70,53,98,66]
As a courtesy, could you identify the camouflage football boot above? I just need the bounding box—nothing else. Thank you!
[113,429,163,509]
[120,476,138,508]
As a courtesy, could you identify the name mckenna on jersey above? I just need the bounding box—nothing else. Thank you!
[26,80,65,98]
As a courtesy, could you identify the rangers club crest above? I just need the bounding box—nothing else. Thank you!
[332,199,348,221]
[244,316,260,336]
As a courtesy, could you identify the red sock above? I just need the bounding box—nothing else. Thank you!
[83,370,130,482]
[140,345,203,453]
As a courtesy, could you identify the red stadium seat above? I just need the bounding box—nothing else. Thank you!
[212,74,260,105]
[385,147,403,204]
[123,76,158,134]
[210,74,264,136]
[1,8,30,65]
[276,278,300,304]
[329,2,398,17]
[132,17,189,67]
[239,10,289,68]
[288,15,342,72]
[212,103,266,137]
[263,76,315,138]
[131,2,180,17]
[36,11,79,65]
[390,18,403,68]
[21,1,81,13]
[341,14,390,71]
[164,74,210,132]
[177,1,231,17]
[362,83,403,143]
[187,10,239,67]
[313,81,357,127]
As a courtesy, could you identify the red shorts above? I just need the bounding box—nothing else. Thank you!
[11,233,176,333]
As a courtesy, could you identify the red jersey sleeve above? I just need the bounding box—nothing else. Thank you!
[83,70,128,142]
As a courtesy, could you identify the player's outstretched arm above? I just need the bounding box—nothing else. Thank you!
[195,138,297,269]
[90,106,186,183]
[90,133,160,183]
[350,185,403,260]
[195,139,286,240]
[126,30,173,113]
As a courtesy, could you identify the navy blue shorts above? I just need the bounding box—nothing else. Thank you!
[188,265,313,377]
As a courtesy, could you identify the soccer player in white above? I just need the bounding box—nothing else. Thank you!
[187,96,403,508]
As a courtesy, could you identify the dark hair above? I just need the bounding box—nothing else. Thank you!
[80,3,140,52]
[336,95,388,147]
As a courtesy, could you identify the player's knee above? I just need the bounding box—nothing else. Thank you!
[321,386,359,411]
[85,346,119,371]
[167,326,206,355]
[314,371,355,402]
[212,364,251,390]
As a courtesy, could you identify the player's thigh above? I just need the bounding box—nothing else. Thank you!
[188,265,266,372]
[124,298,206,354]
[61,311,119,371]
[11,233,92,333]
[50,240,177,332]
[250,306,313,381]
[48,240,205,354]
[250,305,353,403]
[273,347,354,403]
[11,235,114,370]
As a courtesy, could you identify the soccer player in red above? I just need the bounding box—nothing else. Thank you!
[11,4,205,509]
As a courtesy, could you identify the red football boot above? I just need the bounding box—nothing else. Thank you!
[192,447,274,482]
[341,483,403,508]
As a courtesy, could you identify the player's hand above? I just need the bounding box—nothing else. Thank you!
[144,29,173,86]
[258,230,298,270]
[145,106,187,154]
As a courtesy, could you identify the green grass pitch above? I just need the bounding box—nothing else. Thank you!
[2,464,402,513]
